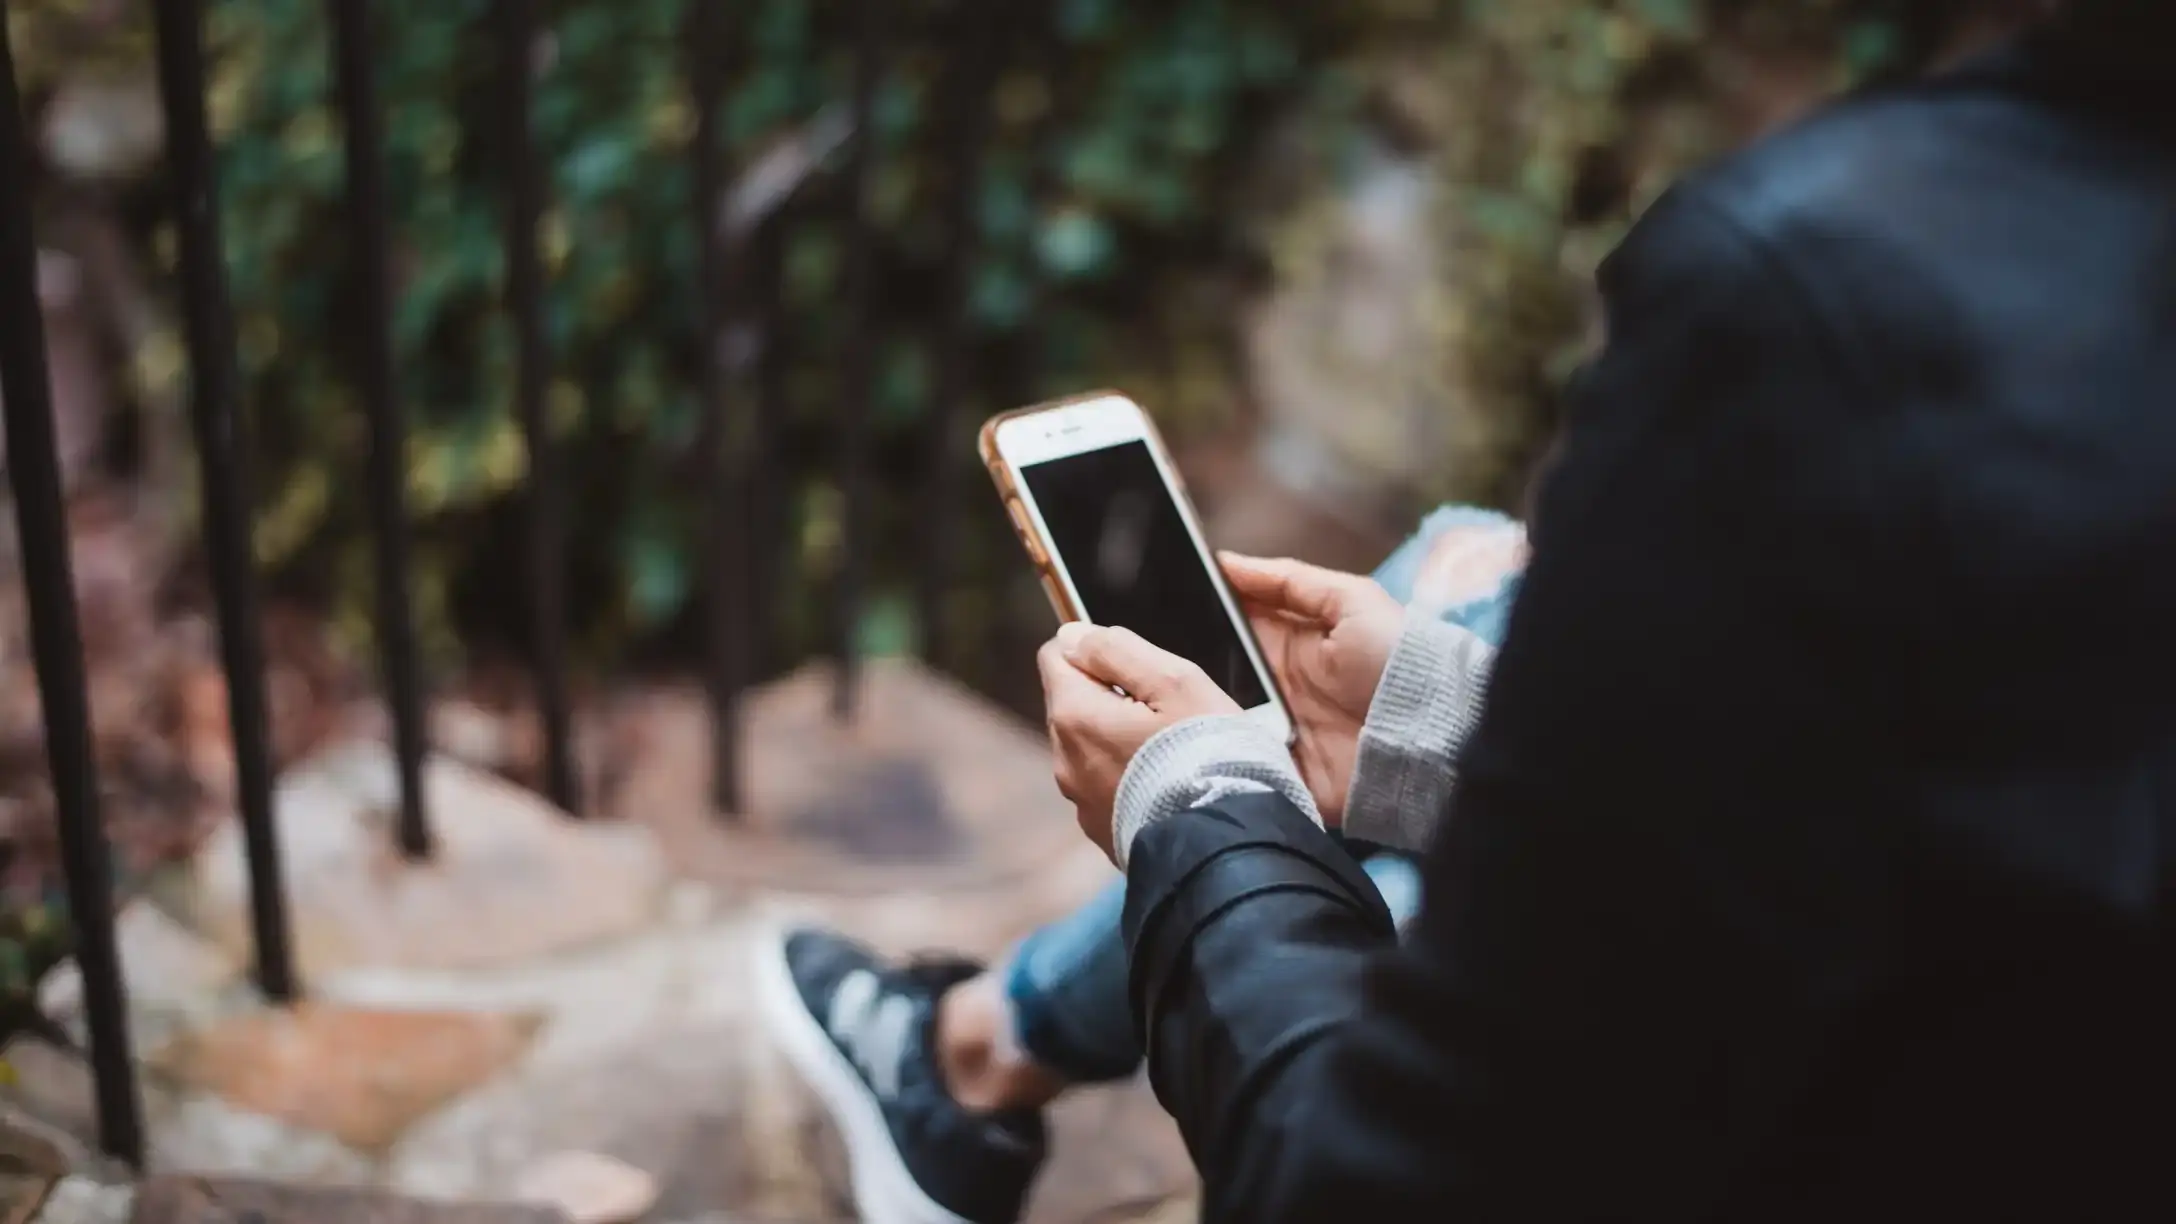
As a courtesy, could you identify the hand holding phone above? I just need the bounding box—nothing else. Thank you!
[982,392,1294,745]
[1036,621,1243,858]
[1220,553,1406,826]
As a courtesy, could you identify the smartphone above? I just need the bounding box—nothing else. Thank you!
[982,391,1293,743]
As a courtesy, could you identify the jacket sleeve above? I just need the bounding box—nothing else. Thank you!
[1123,184,1920,1221]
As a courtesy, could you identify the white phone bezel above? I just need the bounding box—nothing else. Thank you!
[992,394,1293,744]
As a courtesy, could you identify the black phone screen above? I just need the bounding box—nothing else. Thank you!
[1019,440,1270,709]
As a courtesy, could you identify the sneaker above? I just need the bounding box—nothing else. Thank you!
[756,927,1048,1224]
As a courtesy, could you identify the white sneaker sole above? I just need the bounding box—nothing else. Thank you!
[755,928,977,1224]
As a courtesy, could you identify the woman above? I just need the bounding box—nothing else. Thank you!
[759,507,1527,1224]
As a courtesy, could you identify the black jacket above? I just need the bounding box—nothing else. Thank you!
[1124,37,2174,1223]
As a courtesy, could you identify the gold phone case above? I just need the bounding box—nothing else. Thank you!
[979,389,1191,625]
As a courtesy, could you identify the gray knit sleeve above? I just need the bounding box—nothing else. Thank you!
[1341,618,1495,852]
[1109,714,1318,868]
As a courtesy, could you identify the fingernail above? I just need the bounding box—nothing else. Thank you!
[1054,621,1091,657]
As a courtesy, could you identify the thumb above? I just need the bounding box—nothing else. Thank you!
[1221,553,1378,625]
[1039,632,1124,714]
[1060,624,1201,707]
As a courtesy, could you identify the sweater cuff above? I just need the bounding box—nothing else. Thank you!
[1343,618,1495,852]
[1111,714,1319,869]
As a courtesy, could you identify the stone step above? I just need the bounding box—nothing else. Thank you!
[181,746,668,982]
[16,660,1197,1222]
[127,1178,565,1224]
[0,1112,67,1224]
[613,660,1088,898]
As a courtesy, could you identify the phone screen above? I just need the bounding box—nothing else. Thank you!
[1019,440,1271,708]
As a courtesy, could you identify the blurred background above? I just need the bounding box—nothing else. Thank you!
[0,0,2012,1115]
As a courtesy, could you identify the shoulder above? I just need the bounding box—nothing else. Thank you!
[1593,67,2116,406]
[1685,82,2026,244]
[1580,67,2176,747]
[1614,61,2137,322]
[1686,61,2075,232]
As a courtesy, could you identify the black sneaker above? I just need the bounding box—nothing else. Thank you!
[756,927,1048,1224]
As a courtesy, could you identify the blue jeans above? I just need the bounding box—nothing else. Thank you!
[1003,504,1522,1083]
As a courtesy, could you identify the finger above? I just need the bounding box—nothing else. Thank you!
[1243,605,1313,640]
[1061,625,1205,708]
[1246,612,1310,685]
[1039,637,1100,707]
[1220,553,1380,624]
[1245,609,1292,654]
[1039,635,1130,722]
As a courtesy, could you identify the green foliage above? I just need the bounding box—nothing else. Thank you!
[1396,0,1919,506]
[20,0,1930,665]
[200,0,1395,660]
